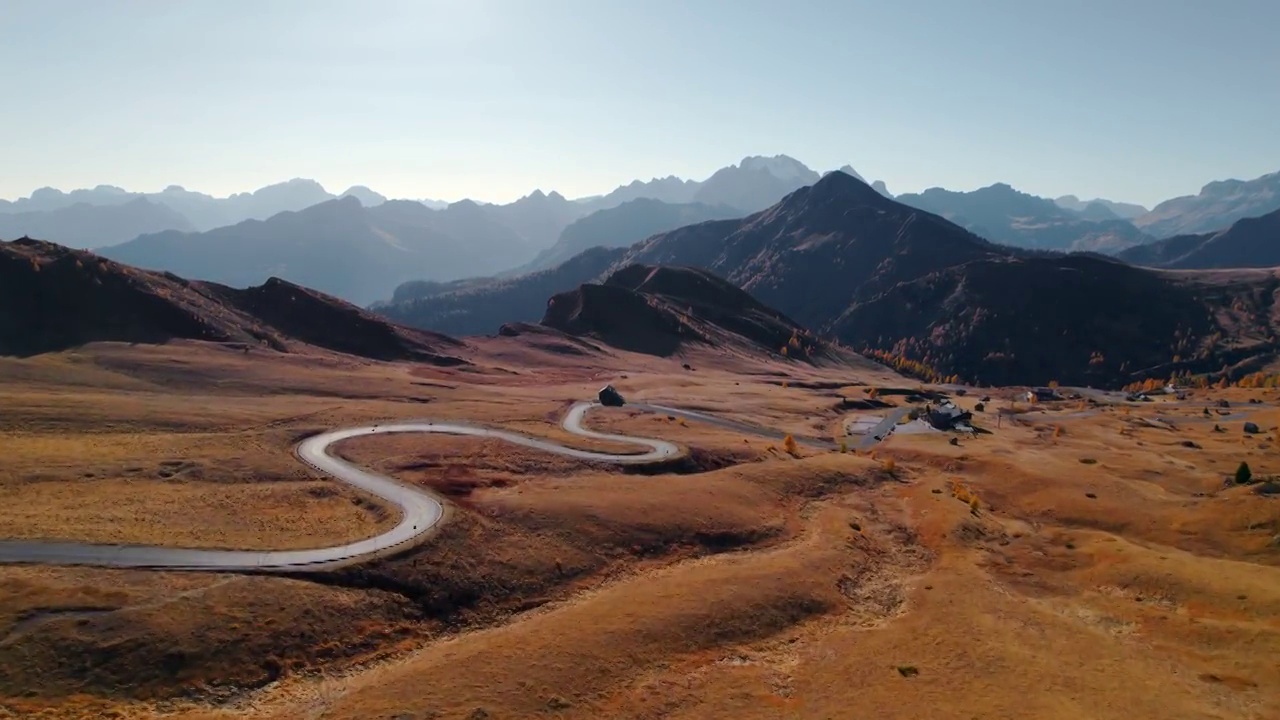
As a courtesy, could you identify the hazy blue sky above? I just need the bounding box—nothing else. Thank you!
[2,0,1277,205]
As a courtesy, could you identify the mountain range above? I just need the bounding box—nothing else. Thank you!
[0,179,380,235]
[26,156,848,302]
[1117,207,1280,269]
[7,159,1280,306]
[518,198,744,273]
[893,183,1155,252]
[380,171,1280,387]
[1053,195,1148,220]
[97,196,536,306]
[0,198,194,249]
[1132,170,1280,238]
[11,169,1280,388]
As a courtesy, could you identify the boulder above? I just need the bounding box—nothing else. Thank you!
[1244,421,1261,434]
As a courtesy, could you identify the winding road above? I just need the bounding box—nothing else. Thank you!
[0,400,894,573]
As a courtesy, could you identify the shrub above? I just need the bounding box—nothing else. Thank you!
[1235,461,1253,485]
[782,434,798,457]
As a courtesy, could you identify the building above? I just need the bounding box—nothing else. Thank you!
[1025,388,1061,403]
[598,384,626,407]
[927,401,973,431]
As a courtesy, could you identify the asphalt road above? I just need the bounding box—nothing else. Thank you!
[0,400,896,573]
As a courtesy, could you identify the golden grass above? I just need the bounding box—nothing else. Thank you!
[2,342,1279,720]
[1,477,394,550]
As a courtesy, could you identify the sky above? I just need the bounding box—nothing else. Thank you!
[2,0,1278,206]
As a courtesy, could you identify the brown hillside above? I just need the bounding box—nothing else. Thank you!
[619,173,1280,386]
[833,254,1220,386]
[621,171,1007,328]
[542,263,847,362]
[0,237,467,363]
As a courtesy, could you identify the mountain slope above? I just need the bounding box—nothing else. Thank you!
[1117,208,1280,269]
[341,186,388,207]
[0,198,194,249]
[98,197,533,306]
[379,171,1280,387]
[1054,195,1148,220]
[1,185,139,212]
[1,237,466,362]
[615,173,1280,385]
[620,172,1007,327]
[578,176,700,212]
[485,190,586,251]
[543,264,848,362]
[377,246,626,337]
[2,179,372,232]
[521,199,744,273]
[895,183,1153,252]
[692,155,821,213]
[831,254,1218,386]
[376,171,1002,337]
[1134,170,1280,238]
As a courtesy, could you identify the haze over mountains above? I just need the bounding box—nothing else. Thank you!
[518,199,743,273]
[894,183,1155,252]
[99,196,536,307]
[18,156,846,302]
[1053,195,1148,220]
[8,162,1280,387]
[1132,170,1280,238]
[1118,208,1280,269]
[0,198,194,250]
[0,179,373,235]
[6,156,1280,308]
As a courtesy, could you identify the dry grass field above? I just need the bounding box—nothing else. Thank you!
[1,339,1278,719]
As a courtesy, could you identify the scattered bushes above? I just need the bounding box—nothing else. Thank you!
[782,434,798,457]
[949,480,980,513]
[1235,462,1253,485]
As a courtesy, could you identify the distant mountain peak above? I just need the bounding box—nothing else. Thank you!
[823,164,866,183]
[340,185,388,207]
[803,168,886,203]
[1136,168,1280,237]
[738,154,815,182]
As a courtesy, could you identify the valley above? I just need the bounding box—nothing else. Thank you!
[5,157,1280,718]
[7,4,1280,717]
[2,334,1278,720]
